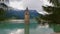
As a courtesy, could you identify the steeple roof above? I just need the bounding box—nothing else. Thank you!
[25,7,29,11]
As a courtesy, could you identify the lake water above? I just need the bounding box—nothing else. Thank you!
[0,21,54,34]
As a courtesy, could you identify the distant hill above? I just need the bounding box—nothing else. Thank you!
[5,9,39,19]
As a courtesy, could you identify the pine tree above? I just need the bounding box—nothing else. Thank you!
[41,0,60,24]
[0,3,8,21]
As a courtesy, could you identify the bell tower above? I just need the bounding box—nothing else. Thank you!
[24,7,30,34]
[25,7,30,24]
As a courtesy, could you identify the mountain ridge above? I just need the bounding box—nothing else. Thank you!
[5,9,40,19]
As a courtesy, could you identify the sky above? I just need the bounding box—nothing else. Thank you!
[8,0,54,15]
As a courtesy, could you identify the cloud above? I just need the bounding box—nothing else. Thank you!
[9,0,25,10]
[9,0,54,15]
[23,0,54,15]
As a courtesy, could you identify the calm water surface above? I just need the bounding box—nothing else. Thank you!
[0,21,54,34]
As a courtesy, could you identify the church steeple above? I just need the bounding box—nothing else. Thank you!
[25,7,29,15]
[25,7,30,24]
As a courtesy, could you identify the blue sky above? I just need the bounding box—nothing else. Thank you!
[8,0,54,15]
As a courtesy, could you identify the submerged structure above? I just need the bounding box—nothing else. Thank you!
[24,7,30,34]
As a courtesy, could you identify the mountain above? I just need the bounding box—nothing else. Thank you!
[5,9,39,19]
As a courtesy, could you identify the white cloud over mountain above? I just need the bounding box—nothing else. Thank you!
[9,0,54,15]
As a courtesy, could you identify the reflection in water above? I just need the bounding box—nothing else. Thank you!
[8,25,54,34]
[9,29,24,34]
[36,25,54,34]
[0,29,24,34]
[0,22,54,34]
